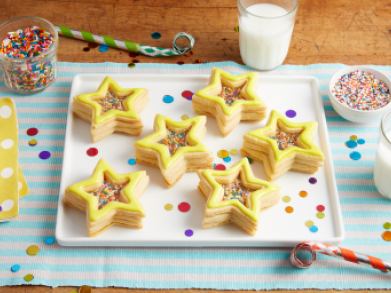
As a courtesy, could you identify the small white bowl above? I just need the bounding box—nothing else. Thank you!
[328,66,391,123]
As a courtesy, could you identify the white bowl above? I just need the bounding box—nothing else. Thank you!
[328,66,391,123]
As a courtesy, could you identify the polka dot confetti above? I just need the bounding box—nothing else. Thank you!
[309,225,318,233]
[28,139,37,146]
[45,237,54,245]
[86,147,98,157]
[215,164,226,171]
[185,51,193,57]
[194,59,202,64]
[285,110,297,118]
[247,157,253,164]
[151,32,161,39]
[299,191,308,198]
[223,157,231,163]
[98,44,109,52]
[316,205,325,212]
[164,204,173,211]
[305,220,314,227]
[357,138,365,145]
[285,206,294,213]
[185,229,194,237]
[350,151,361,160]
[128,158,136,165]
[129,52,139,58]
[132,58,140,63]
[309,177,317,184]
[177,61,185,65]
[24,274,34,282]
[217,150,229,158]
[163,95,174,103]
[181,114,189,120]
[79,285,92,293]
[350,135,358,141]
[182,90,193,99]
[11,264,20,272]
[39,151,51,160]
[88,43,99,49]
[26,245,39,256]
[346,140,357,149]
[27,128,38,136]
[384,222,391,229]
[382,231,391,241]
[282,196,291,203]
[178,202,191,213]
[316,212,325,219]
[128,63,135,68]
[83,47,90,52]
[234,26,239,32]
[230,149,238,155]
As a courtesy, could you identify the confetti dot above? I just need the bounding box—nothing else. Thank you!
[177,61,184,65]
[285,206,294,213]
[128,158,136,165]
[309,225,318,233]
[79,285,91,293]
[382,231,391,241]
[151,32,161,39]
[86,147,98,157]
[185,229,193,237]
[132,58,140,63]
[1,139,13,149]
[182,90,193,99]
[213,163,216,169]
[27,245,39,256]
[223,157,231,163]
[217,150,229,158]
[184,51,193,57]
[230,149,238,155]
[178,202,191,212]
[384,222,391,229]
[24,274,34,282]
[247,157,253,164]
[305,220,314,227]
[83,47,90,52]
[1,199,14,211]
[28,139,37,146]
[316,212,325,219]
[215,164,226,171]
[346,140,357,149]
[1,167,13,178]
[299,191,308,198]
[88,43,99,48]
[98,44,109,52]
[27,128,38,136]
[309,177,317,184]
[350,135,358,141]
[45,237,54,245]
[282,196,291,203]
[357,138,365,145]
[163,95,174,103]
[11,264,20,272]
[0,105,12,118]
[39,151,51,160]
[129,52,139,57]
[234,26,239,32]
[181,114,189,120]
[316,205,325,212]
[164,204,173,211]
[194,59,202,64]
[0,206,2,212]
[350,151,361,160]
[285,110,296,118]
[128,63,135,68]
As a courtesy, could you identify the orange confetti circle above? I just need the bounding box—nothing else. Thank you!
[299,191,308,198]
[382,231,391,241]
[285,206,294,213]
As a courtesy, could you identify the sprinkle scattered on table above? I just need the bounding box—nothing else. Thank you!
[185,229,194,237]
[317,205,325,212]
[346,140,357,149]
[317,212,325,219]
[382,231,391,241]
[26,245,39,256]
[282,196,291,203]
[181,114,189,120]
[305,220,314,228]
[129,52,138,57]
[285,110,296,118]
[128,158,136,165]
[177,61,184,65]
[88,43,99,49]
[86,147,98,157]
[230,149,238,155]
[128,63,135,68]
[299,191,308,198]
[185,51,193,57]
[246,157,253,164]
[223,156,231,163]
[178,202,191,212]
[357,138,365,145]
[24,274,34,282]
[285,206,294,213]
[163,95,174,103]
[309,177,317,184]
[349,151,361,160]
[151,32,161,39]
[98,44,109,53]
[217,150,229,158]
[11,264,20,272]
[27,128,38,136]
[82,47,90,52]
[234,26,239,32]
[39,151,51,160]
[384,222,391,229]
[214,164,226,170]
[79,285,92,293]
[350,135,358,141]
[45,237,54,245]
[309,225,318,233]
[182,90,193,99]
[28,139,37,146]
[164,204,173,211]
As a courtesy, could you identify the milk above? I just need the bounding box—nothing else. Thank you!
[239,3,295,71]
[374,132,391,199]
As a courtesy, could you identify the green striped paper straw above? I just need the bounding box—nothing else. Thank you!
[55,25,194,57]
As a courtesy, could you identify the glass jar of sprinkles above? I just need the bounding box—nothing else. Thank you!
[0,16,58,94]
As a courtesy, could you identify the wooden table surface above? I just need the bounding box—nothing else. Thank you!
[2,0,390,292]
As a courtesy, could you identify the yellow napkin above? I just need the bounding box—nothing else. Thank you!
[0,98,29,222]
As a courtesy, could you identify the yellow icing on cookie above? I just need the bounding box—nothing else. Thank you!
[74,76,146,125]
[67,159,145,222]
[135,114,210,169]
[245,110,324,162]
[201,158,280,222]
[195,68,263,116]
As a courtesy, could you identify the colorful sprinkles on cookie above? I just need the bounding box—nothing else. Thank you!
[221,177,252,205]
[95,90,128,113]
[219,85,246,106]
[89,180,126,209]
[269,127,300,151]
[332,70,391,110]
[159,128,191,156]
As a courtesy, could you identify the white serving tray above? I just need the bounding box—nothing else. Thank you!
[56,73,344,247]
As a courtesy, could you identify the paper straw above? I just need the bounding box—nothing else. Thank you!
[290,241,391,272]
[55,25,194,57]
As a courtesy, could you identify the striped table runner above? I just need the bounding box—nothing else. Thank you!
[1,62,390,290]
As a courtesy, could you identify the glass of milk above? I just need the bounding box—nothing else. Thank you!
[374,109,391,199]
[238,0,298,71]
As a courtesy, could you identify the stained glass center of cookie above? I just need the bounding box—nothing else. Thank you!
[158,127,191,156]
[95,89,129,114]
[221,177,253,206]
[89,180,127,209]
[218,85,246,106]
[269,126,301,151]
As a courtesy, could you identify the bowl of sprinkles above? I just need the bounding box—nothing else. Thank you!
[329,66,391,123]
[0,16,58,94]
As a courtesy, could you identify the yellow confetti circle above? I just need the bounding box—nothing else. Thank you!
[24,274,34,282]
[350,135,358,141]
[230,149,238,156]
[181,114,189,120]
[28,139,37,146]
[128,63,135,68]
[282,196,291,203]
[26,245,39,256]
[305,220,314,227]
[164,204,173,211]
[234,26,239,32]
[217,150,229,159]
[317,212,325,219]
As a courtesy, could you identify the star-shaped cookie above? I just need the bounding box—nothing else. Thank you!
[241,110,324,181]
[73,76,149,142]
[134,114,213,188]
[64,159,149,237]
[192,67,267,136]
[197,158,281,236]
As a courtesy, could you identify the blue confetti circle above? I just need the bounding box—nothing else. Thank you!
[151,32,161,39]
[98,44,109,53]
[223,157,231,163]
[309,225,318,233]
[45,237,54,245]
[213,163,216,169]
[357,138,365,145]
[128,158,136,165]
[346,140,357,149]
[349,151,362,160]
[163,95,174,103]
[11,264,20,272]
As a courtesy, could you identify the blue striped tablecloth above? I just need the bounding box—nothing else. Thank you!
[1,62,390,290]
